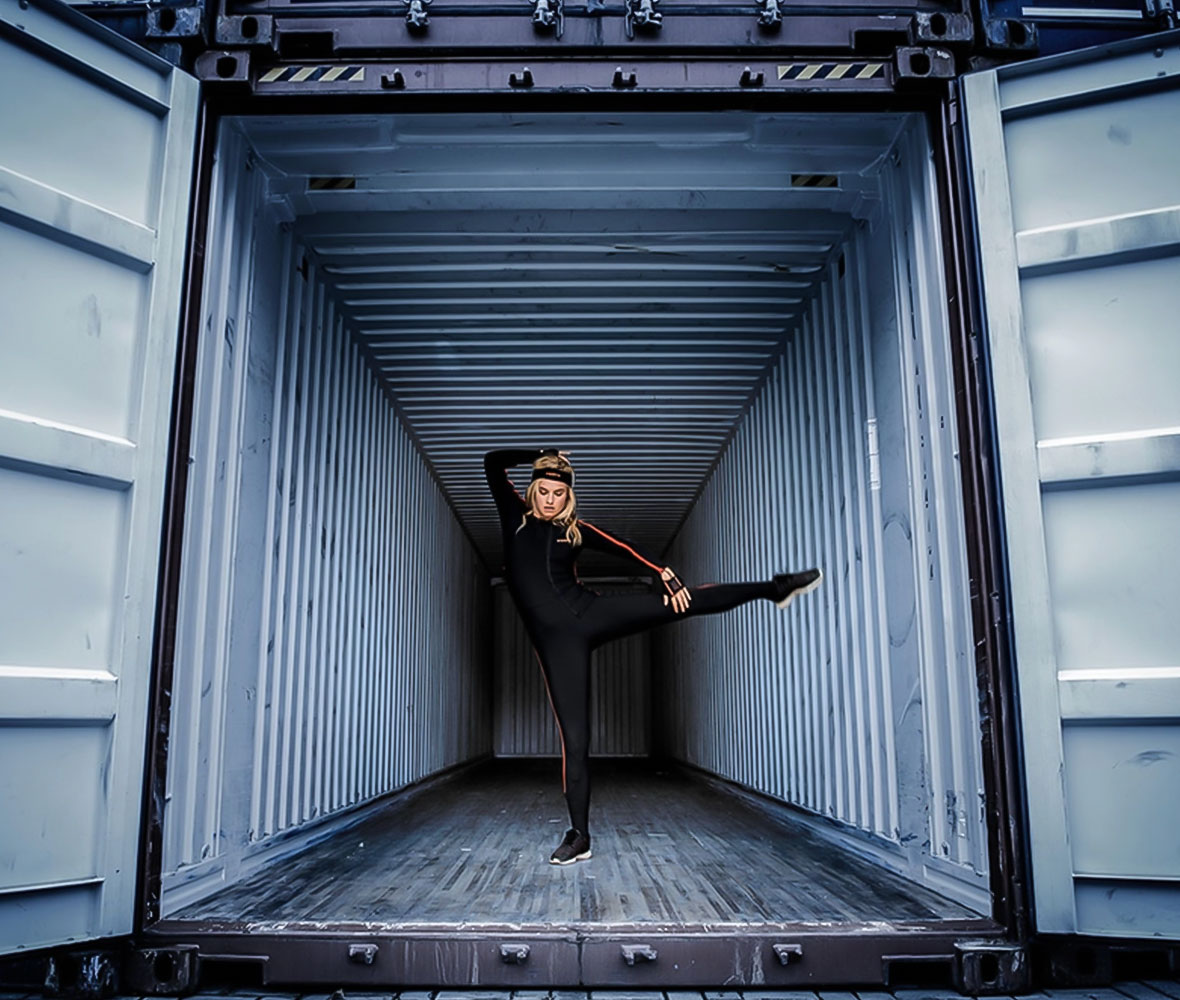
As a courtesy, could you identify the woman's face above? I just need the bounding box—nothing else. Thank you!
[532,481,569,520]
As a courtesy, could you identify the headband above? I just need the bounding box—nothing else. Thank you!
[531,466,573,487]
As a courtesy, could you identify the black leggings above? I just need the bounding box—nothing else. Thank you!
[529,580,776,835]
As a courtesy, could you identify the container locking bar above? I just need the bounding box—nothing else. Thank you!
[756,0,782,29]
[625,0,662,36]
[621,944,658,966]
[529,0,563,37]
[403,0,431,32]
[500,943,531,964]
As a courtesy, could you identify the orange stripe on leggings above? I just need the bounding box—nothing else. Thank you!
[532,648,567,793]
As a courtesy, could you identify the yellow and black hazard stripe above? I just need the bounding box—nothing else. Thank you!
[259,65,366,84]
[791,174,839,188]
[777,62,885,81]
[308,177,357,191]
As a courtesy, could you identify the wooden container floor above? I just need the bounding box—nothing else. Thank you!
[171,758,982,927]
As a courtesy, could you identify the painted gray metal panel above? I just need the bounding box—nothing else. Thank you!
[160,124,493,915]
[0,0,198,954]
[492,584,651,758]
[658,117,988,911]
[962,29,1180,937]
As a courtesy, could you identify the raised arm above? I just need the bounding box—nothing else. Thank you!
[484,448,543,526]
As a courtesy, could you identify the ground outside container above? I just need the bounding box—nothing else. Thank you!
[1,0,1178,991]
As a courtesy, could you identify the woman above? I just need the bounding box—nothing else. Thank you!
[485,447,822,865]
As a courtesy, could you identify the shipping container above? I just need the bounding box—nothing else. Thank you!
[1,0,1178,991]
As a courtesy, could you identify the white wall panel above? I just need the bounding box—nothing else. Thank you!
[161,126,492,913]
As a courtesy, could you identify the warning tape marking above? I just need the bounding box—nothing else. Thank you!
[308,176,358,191]
[776,62,885,81]
[791,173,839,188]
[259,65,366,84]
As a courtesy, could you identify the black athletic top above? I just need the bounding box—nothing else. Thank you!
[484,448,668,618]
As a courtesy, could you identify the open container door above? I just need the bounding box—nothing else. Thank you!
[0,0,198,954]
[962,32,1180,938]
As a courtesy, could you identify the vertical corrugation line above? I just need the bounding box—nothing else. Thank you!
[880,122,989,876]
[492,584,651,757]
[660,241,897,838]
[161,134,492,909]
[658,133,988,900]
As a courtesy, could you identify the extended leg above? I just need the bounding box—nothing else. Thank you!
[583,580,777,646]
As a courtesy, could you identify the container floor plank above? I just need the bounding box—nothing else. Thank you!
[172,759,978,926]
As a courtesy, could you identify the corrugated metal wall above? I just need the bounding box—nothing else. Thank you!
[241,111,912,574]
[161,126,492,913]
[159,111,988,913]
[493,584,651,757]
[659,239,897,833]
[658,119,988,908]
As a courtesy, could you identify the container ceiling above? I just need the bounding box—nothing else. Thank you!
[238,111,908,572]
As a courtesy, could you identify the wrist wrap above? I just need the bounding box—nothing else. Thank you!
[662,571,686,596]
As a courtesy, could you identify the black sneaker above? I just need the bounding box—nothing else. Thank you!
[772,568,823,609]
[549,827,592,865]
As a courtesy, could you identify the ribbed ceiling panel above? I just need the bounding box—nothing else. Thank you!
[240,111,906,572]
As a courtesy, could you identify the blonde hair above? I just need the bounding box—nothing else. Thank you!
[522,453,582,546]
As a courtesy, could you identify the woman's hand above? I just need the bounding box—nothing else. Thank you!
[661,567,691,614]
